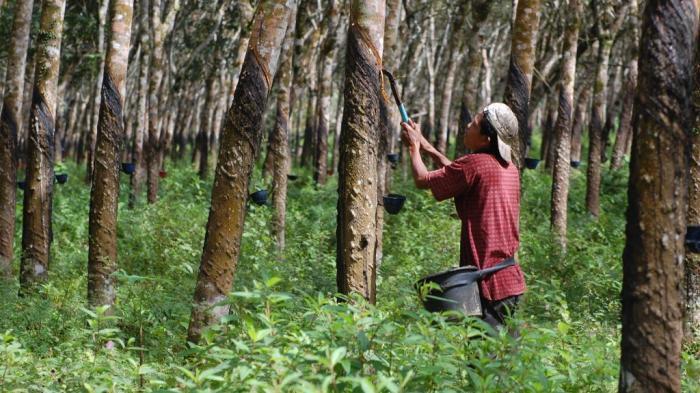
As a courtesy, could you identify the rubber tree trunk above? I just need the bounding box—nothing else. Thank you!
[198,65,218,180]
[313,0,340,185]
[270,6,298,254]
[87,0,134,310]
[187,0,295,344]
[503,0,542,170]
[619,1,698,391]
[375,0,401,275]
[610,0,640,170]
[455,0,494,158]
[610,60,637,170]
[585,2,629,217]
[336,0,385,303]
[0,0,34,279]
[549,0,581,250]
[435,45,459,155]
[569,85,590,162]
[85,0,110,184]
[19,0,66,292]
[146,0,179,204]
[601,64,622,163]
[229,1,255,99]
[129,0,150,209]
[686,26,700,346]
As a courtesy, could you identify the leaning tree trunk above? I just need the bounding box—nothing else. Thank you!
[187,0,295,344]
[619,1,698,391]
[503,0,542,170]
[686,25,700,346]
[270,6,297,253]
[0,0,34,279]
[313,0,340,185]
[550,0,581,250]
[85,0,110,184]
[336,0,385,303]
[87,0,134,310]
[19,0,66,291]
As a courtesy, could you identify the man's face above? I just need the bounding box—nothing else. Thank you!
[464,112,490,151]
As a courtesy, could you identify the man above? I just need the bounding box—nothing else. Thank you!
[401,103,526,332]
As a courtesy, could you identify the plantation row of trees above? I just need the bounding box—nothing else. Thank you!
[0,0,699,390]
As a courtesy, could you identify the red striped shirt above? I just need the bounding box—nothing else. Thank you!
[425,153,526,301]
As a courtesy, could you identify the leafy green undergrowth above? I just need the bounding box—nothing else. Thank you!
[1,160,698,392]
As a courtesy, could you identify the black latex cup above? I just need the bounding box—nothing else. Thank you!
[383,193,406,214]
[524,158,540,169]
[55,173,68,184]
[121,162,136,174]
[387,153,400,164]
[686,225,700,253]
[250,189,268,206]
[570,160,581,168]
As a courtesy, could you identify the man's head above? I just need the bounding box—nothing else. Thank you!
[464,103,518,164]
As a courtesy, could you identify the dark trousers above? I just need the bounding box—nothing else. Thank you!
[480,295,520,337]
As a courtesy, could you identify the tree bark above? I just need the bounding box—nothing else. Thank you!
[619,1,698,391]
[550,0,581,250]
[0,0,34,279]
[87,0,134,310]
[187,0,295,343]
[336,0,385,303]
[503,0,542,170]
[19,0,67,291]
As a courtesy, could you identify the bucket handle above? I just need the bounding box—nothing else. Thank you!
[439,258,516,290]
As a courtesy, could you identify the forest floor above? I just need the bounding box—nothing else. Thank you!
[1,156,699,392]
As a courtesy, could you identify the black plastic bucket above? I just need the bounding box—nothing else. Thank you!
[383,194,406,214]
[250,189,268,205]
[524,158,540,169]
[415,266,482,316]
[55,173,68,184]
[121,162,136,174]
